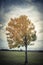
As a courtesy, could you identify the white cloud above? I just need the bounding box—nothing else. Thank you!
[0,29,9,49]
[0,23,3,27]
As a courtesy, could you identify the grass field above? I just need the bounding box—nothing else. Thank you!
[0,51,43,65]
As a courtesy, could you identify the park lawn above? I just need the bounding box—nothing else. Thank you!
[0,51,43,65]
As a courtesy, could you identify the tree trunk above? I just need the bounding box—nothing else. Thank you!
[24,36,28,65]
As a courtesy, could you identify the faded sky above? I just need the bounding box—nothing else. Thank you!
[0,0,43,50]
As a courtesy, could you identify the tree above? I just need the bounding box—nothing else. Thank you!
[6,15,36,64]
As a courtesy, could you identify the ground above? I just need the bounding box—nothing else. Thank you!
[0,51,43,65]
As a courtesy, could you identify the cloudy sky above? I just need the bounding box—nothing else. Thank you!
[0,0,43,50]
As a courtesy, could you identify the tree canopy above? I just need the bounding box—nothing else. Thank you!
[6,15,36,49]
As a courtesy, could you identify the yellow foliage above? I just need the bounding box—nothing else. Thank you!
[6,15,36,48]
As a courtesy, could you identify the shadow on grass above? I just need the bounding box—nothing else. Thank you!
[0,61,43,65]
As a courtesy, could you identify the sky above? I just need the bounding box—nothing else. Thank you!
[0,0,43,50]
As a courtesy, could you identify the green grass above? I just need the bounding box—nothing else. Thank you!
[0,51,43,65]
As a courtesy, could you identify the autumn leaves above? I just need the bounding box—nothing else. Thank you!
[6,15,36,49]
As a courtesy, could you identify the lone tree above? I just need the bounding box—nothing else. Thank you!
[6,15,36,64]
